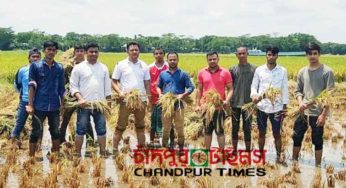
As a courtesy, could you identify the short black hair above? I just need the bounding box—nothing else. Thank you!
[236,47,248,53]
[43,41,59,50]
[126,42,140,51]
[167,52,179,59]
[305,42,321,54]
[266,45,279,55]
[74,44,85,51]
[153,47,165,55]
[85,42,99,51]
[206,51,218,58]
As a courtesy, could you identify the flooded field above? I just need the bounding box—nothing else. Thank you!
[0,84,346,188]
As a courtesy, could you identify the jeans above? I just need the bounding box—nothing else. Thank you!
[11,100,29,138]
[30,110,60,143]
[76,108,106,136]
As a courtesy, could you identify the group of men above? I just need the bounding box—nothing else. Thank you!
[10,41,335,170]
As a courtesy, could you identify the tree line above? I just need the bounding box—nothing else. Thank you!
[1,27,346,54]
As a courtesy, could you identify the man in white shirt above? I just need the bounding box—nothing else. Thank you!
[112,42,151,155]
[250,46,288,165]
[70,43,112,157]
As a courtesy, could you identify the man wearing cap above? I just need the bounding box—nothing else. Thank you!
[10,48,41,147]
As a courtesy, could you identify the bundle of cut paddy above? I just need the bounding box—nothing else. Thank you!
[264,85,281,106]
[242,85,281,119]
[60,48,75,68]
[159,92,189,118]
[242,102,257,120]
[184,121,203,140]
[288,89,335,120]
[201,89,223,126]
[195,176,213,188]
[125,89,144,110]
[65,100,111,118]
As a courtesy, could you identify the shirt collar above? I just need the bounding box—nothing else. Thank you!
[128,58,140,65]
[265,63,280,71]
[42,59,56,67]
[204,66,221,74]
[167,68,181,75]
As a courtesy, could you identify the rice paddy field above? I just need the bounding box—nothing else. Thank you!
[0,51,345,187]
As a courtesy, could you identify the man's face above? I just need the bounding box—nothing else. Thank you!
[306,50,320,64]
[207,54,219,68]
[127,45,140,60]
[167,54,179,69]
[74,48,85,62]
[29,54,41,63]
[266,51,278,64]
[154,49,164,62]
[43,46,57,60]
[236,48,248,62]
[86,47,99,62]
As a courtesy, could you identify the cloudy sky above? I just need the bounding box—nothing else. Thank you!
[1,0,345,43]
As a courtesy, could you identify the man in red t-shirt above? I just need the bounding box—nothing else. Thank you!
[196,52,233,151]
[149,48,168,145]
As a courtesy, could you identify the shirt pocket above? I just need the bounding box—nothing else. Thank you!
[38,69,47,82]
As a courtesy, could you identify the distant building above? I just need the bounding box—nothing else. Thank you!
[248,49,305,56]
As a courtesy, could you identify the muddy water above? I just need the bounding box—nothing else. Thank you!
[1,118,345,188]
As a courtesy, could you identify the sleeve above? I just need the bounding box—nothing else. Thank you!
[28,63,38,89]
[197,71,203,85]
[58,66,66,99]
[144,65,150,81]
[185,73,195,94]
[224,70,232,84]
[14,69,21,93]
[69,65,80,97]
[281,69,289,104]
[325,70,336,90]
[157,73,164,90]
[104,67,112,97]
[250,69,260,98]
[294,70,304,99]
[112,62,121,80]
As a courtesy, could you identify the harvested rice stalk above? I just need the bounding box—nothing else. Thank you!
[334,170,346,181]
[125,89,144,110]
[179,177,190,188]
[19,173,34,188]
[115,153,126,170]
[150,176,160,186]
[159,92,178,118]
[287,89,335,120]
[159,92,193,118]
[327,175,335,187]
[65,100,111,118]
[64,168,81,188]
[326,165,334,174]
[201,89,223,126]
[44,172,58,188]
[242,102,257,119]
[264,85,281,106]
[93,157,102,177]
[77,161,86,173]
[311,170,322,188]
[196,177,213,188]
[122,165,134,183]
[184,122,203,140]
[95,177,114,187]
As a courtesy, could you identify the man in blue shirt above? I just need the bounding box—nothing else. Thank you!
[11,48,41,147]
[26,41,65,157]
[157,52,194,155]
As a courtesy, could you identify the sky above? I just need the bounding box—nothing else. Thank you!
[1,0,345,43]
